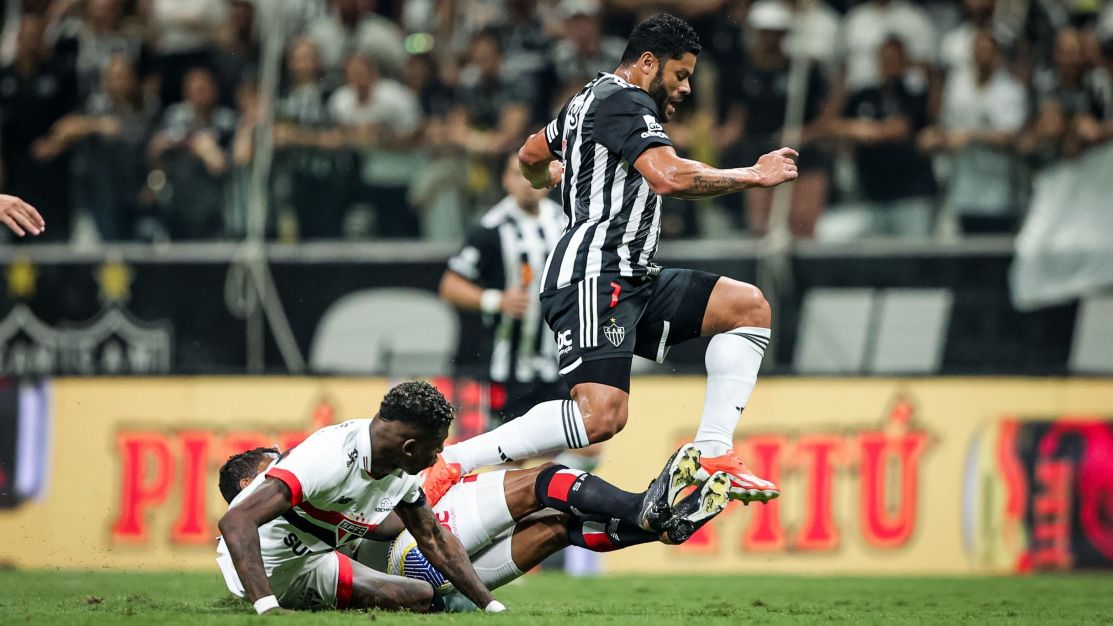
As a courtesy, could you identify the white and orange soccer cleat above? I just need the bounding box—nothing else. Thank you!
[419,454,462,507]
[697,451,779,504]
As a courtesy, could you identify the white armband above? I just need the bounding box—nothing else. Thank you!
[253,595,280,614]
[479,289,503,314]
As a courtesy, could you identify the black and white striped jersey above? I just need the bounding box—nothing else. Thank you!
[539,72,674,294]
[447,196,566,384]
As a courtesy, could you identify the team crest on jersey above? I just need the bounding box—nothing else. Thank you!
[603,318,625,347]
[336,518,371,542]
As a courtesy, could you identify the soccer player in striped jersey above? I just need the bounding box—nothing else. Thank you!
[424,13,798,506]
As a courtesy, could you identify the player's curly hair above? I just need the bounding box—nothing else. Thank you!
[218,446,280,504]
[378,380,455,433]
[620,13,701,64]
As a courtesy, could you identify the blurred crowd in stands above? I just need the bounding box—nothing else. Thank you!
[0,0,1110,244]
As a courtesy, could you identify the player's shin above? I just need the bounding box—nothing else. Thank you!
[566,515,657,552]
[442,399,588,474]
[693,328,770,457]
[534,464,644,526]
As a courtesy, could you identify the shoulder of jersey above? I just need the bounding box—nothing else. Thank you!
[479,197,517,228]
[595,74,655,107]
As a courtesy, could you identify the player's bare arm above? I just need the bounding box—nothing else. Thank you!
[216,477,292,611]
[395,501,497,610]
[634,144,799,199]
[439,270,531,319]
[0,194,45,237]
[518,131,562,189]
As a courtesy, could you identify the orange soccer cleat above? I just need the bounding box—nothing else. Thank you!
[419,454,462,507]
[697,451,780,504]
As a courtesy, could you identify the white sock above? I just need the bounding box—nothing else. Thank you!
[694,327,770,458]
[443,400,587,474]
[470,534,524,590]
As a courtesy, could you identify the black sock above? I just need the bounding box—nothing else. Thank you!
[566,515,658,552]
[428,586,445,613]
[535,464,643,526]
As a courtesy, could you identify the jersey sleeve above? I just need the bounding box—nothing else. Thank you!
[396,479,426,508]
[593,89,673,165]
[446,225,505,289]
[264,431,345,507]
[544,102,568,159]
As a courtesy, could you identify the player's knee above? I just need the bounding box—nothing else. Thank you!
[729,283,771,329]
[586,401,627,442]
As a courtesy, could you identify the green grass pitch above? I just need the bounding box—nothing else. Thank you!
[2,570,1111,625]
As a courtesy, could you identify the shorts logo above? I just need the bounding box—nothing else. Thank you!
[556,329,574,356]
[603,317,625,347]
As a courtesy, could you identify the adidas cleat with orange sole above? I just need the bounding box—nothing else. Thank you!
[697,452,780,504]
[419,454,462,508]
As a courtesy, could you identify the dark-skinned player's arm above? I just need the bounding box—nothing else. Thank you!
[518,129,563,190]
[216,477,293,614]
[394,499,502,612]
[632,144,799,199]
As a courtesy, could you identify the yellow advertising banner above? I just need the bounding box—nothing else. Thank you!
[1,377,1111,573]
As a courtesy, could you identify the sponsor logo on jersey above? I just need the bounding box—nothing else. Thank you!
[603,317,625,347]
[346,449,358,468]
[333,496,353,505]
[640,114,668,139]
[556,329,574,356]
[374,497,393,513]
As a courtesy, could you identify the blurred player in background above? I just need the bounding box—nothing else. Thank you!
[0,194,45,237]
[439,153,567,429]
[220,436,731,603]
[439,154,604,573]
[215,381,503,615]
[426,13,798,506]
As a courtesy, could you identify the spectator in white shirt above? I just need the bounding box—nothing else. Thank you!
[838,0,938,92]
[150,0,226,105]
[920,30,1027,233]
[327,53,423,238]
[307,0,405,83]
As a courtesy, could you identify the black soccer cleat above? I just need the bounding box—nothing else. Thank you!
[636,443,702,533]
[664,471,732,545]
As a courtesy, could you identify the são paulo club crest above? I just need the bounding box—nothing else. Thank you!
[603,317,625,347]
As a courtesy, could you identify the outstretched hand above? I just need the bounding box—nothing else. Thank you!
[0,194,45,237]
[752,147,799,188]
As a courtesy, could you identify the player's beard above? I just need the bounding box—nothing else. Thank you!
[648,64,671,121]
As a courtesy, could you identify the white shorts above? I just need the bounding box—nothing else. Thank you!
[216,538,392,611]
[388,470,514,581]
[216,543,352,610]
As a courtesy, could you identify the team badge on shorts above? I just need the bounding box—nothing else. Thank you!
[603,317,625,347]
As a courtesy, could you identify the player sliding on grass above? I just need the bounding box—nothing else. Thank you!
[217,416,731,612]
[216,381,501,615]
[423,13,798,507]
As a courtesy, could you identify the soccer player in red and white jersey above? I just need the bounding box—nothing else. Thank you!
[221,441,733,599]
[216,381,503,614]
